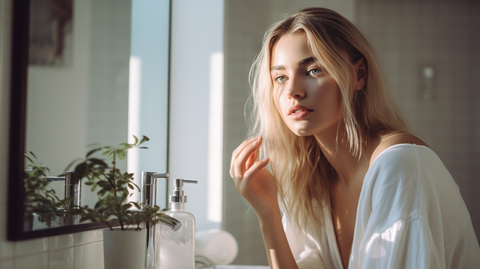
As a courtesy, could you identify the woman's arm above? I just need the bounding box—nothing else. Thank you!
[230,136,298,269]
[258,206,298,269]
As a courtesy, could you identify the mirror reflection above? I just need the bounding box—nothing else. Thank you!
[24,0,131,231]
[22,0,170,232]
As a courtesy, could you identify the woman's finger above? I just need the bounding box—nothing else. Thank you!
[246,137,262,168]
[230,136,258,176]
[242,158,270,186]
[245,149,257,169]
[232,137,262,180]
[237,158,270,196]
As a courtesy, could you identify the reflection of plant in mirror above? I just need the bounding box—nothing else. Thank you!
[24,152,72,227]
[68,135,179,231]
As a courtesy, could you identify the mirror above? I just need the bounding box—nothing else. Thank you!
[8,0,171,240]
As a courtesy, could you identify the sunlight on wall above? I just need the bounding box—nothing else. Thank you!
[208,52,224,224]
[128,55,141,202]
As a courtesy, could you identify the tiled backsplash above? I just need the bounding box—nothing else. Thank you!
[0,229,105,269]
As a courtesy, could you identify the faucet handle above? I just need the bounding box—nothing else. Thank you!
[141,171,169,185]
[152,172,170,178]
[45,176,66,182]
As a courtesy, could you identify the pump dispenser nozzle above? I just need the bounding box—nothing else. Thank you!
[170,179,198,203]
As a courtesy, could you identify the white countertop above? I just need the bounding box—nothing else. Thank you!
[217,265,270,269]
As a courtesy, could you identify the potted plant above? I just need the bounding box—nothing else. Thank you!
[68,135,180,269]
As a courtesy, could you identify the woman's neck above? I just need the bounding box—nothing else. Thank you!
[314,123,379,189]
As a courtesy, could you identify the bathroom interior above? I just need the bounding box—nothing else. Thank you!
[0,0,478,268]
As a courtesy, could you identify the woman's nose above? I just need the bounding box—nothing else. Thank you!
[286,77,305,99]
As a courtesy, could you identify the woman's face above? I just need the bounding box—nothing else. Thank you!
[271,32,342,137]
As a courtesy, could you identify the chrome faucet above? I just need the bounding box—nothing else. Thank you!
[47,171,82,209]
[46,171,81,225]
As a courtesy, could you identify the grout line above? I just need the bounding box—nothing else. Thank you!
[73,240,103,247]
[11,251,49,260]
[46,247,49,269]
[72,244,75,269]
[0,257,14,263]
[73,233,76,269]
[11,240,101,260]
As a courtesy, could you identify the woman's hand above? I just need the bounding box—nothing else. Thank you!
[229,136,279,217]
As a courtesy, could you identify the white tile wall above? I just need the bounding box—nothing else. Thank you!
[15,238,49,257]
[223,0,270,265]
[74,242,104,269]
[74,230,103,246]
[357,0,480,240]
[0,226,105,269]
[49,234,74,251]
[0,259,13,269]
[15,254,49,269]
[48,247,74,269]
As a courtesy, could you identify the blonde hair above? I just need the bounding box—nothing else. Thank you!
[248,8,411,230]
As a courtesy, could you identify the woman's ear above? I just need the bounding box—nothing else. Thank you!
[354,57,367,90]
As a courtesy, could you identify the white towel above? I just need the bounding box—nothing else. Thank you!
[195,229,238,265]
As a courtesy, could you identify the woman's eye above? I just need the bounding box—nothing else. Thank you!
[275,76,286,82]
[308,68,321,76]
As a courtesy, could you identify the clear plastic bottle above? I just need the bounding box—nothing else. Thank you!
[158,179,197,269]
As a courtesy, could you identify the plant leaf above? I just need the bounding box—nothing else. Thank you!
[139,135,150,145]
[86,148,101,158]
[73,162,87,184]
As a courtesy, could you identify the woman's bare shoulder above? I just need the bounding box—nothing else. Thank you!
[369,132,428,167]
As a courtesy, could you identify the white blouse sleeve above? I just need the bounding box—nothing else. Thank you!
[351,146,448,269]
[354,218,444,268]
[282,214,327,269]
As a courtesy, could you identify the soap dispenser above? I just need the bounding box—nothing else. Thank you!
[159,178,198,269]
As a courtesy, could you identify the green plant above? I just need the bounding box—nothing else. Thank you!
[24,152,71,227]
[67,135,179,230]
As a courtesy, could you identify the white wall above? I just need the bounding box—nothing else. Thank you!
[26,0,132,177]
[168,0,224,231]
[128,0,170,208]
[26,1,90,175]
[25,0,132,208]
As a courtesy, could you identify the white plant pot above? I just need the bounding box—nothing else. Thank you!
[103,228,147,269]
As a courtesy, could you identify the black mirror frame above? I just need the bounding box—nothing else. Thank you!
[7,0,113,241]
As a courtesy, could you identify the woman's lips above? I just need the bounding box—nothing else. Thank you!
[288,110,312,119]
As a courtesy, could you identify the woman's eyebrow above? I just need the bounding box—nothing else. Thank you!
[271,65,284,71]
[271,56,317,71]
[300,56,316,65]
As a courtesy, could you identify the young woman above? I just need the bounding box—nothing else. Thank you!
[229,7,480,269]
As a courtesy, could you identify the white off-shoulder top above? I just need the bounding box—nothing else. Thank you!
[283,144,480,269]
